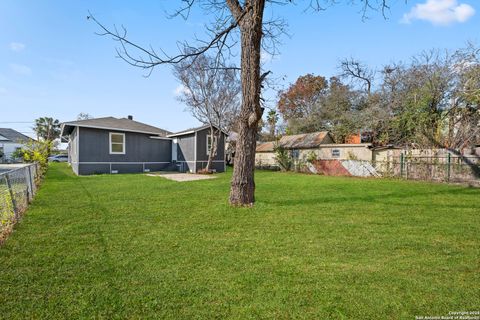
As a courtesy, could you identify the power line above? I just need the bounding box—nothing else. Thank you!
[0,121,34,124]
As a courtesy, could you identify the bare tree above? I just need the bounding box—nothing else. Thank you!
[77,113,93,120]
[340,58,375,95]
[88,0,396,206]
[173,53,240,172]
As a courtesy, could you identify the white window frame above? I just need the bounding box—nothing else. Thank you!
[109,132,126,155]
[331,148,340,158]
[206,135,218,155]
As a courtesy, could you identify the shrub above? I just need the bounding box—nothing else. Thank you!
[347,151,358,160]
[274,143,292,171]
[306,151,317,163]
[18,140,52,177]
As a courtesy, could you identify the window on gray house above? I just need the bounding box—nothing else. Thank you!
[110,133,125,154]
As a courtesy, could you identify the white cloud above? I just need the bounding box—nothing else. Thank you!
[261,51,273,64]
[10,64,32,76]
[173,84,189,96]
[401,0,475,25]
[260,50,281,64]
[9,42,25,52]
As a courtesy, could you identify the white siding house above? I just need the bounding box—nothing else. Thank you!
[0,129,32,163]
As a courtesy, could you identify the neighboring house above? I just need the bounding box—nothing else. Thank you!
[256,131,377,176]
[0,128,31,163]
[60,116,227,175]
[256,131,376,167]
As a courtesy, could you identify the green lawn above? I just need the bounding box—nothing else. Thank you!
[0,163,479,319]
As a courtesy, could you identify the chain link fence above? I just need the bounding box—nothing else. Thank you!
[0,163,40,241]
[375,155,480,184]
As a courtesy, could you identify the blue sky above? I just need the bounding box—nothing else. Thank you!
[0,0,478,137]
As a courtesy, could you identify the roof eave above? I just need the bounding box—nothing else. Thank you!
[60,123,169,137]
[167,130,195,137]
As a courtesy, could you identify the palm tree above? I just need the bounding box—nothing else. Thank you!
[266,110,279,140]
[33,117,61,142]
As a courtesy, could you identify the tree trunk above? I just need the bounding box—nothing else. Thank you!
[205,126,219,172]
[229,2,265,206]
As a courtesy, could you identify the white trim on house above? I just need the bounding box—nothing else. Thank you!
[109,132,126,155]
[59,123,66,140]
[77,126,80,166]
[167,130,195,137]
[149,136,173,140]
[166,125,228,138]
[171,138,178,161]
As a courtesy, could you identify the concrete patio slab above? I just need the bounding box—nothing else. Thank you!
[146,172,217,182]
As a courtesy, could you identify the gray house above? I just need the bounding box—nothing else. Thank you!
[60,116,227,175]
[169,125,226,173]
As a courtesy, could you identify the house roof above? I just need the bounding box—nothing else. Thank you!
[167,124,228,138]
[61,117,172,137]
[0,128,32,143]
[256,131,332,152]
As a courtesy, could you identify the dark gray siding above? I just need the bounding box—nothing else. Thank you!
[78,162,170,175]
[176,133,195,161]
[195,128,225,162]
[73,127,171,175]
[79,127,171,163]
[68,125,226,174]
[78,163,110,175]
[194,127,226,172]
[175,133,196,173]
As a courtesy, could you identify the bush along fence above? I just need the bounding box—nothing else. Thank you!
[0,163,41,244]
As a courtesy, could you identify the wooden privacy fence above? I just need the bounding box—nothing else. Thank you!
[0,163,40,240]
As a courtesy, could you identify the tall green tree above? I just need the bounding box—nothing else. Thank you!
[277,75,362,141]
[33,117,61,142]
[266,110,279,140]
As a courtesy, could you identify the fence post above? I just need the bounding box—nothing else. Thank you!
[5,173,18,221]
[447,153,451,182]
[406,158,409,180]
[27,166,34,200]
[400,153,404,178]
[25,167,32,201]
